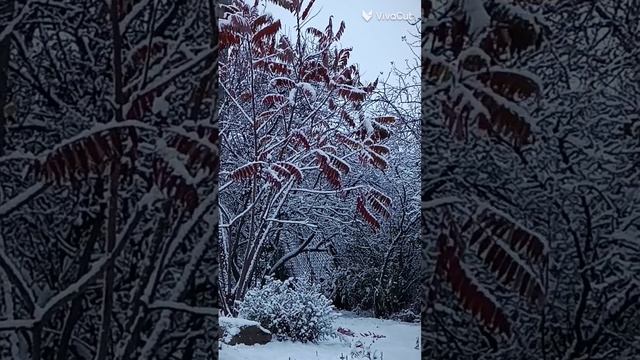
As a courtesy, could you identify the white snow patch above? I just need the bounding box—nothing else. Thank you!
[463,0,490,38]
[219,313,420,359]
[298,82,316,100]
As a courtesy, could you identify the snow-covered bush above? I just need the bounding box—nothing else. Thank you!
[389,309,420,323]
[238,277,336,343]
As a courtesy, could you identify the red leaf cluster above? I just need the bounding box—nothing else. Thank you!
[239,90,253,102]
[368,188,391,208]
[220,30,241,47]
[474,208,547,265]
[330,156,350,175]
[365,150,388,171]
[354,119,391,143]
[424,1,543,147]
[270,77,296,90]
[362,78,378,94]
[300,0,315,20]
[262,93,287,107]
[437,240,512,337]
[471,231,545,307]
[368,197,390,220]
[477,71,540,101]
[272,162,303,184]
[254,60,292,76]
[335,20,346,42]
[374,116,396,125]
[252,20,281,45]
[166,131,219,177]
[339,109,355,127]
[355,188,392,231]
[474,91,533,147]
[289,131,310,150]
[300,62,330,84]
[479,21,542,60]
[152,158,199,212]
[368,145,390,156]
[336,132,360,150]
[264,169,282,190]
[266,0,298,12]
[423,19,468,56]
[423,55,452,83]
[37,127,135,184]
[230,162,263,182]
[334,48,351,69]
[126,86,167,120]
[356,195,380,232]
[275,37,295,63]
[316,152,341,188]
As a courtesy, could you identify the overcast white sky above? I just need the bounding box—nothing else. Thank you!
[261,0,421,82]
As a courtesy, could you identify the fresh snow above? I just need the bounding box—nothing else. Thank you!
[220,316,272,344]
[459,46,491,66]
[462,0,490,38]
[298,82,317,99]
[288,88,297,105]
[221,316,264,328]
[152,90,171,117]
[363,117,374,137]
[219,313,420,360]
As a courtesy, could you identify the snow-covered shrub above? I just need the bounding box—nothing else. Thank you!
[238,277,336,342]
[389,308,420,323]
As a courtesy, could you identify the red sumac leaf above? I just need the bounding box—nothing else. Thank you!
[231,162,263,182]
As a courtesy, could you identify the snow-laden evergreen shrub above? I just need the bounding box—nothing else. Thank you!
[237,276,336,343]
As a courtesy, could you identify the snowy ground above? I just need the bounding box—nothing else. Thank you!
[220,312,420,360]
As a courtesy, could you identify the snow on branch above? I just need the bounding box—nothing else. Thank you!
[266,218,317,228]
[118,0,151,33]
[0,1,31,42]
[138,220,215,359]
[0,248,37,312]
[0,319,36,331]
[0,183,49,218]
[35,199,148,321]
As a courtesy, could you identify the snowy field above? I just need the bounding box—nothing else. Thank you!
[220,312,420,360]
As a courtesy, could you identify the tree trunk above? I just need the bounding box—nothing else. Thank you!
[96,0,125,355]
[55,213,105,360]
[96,160,120,359]
[0,0,14,156]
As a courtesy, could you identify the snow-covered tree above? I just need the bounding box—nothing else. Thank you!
[328,22,422,318]
[217,0,396,315]
[0,0,218,358]
[423,1,640,359]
